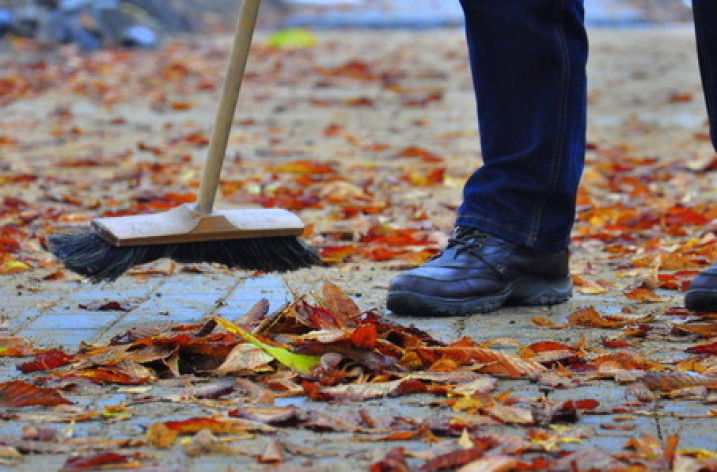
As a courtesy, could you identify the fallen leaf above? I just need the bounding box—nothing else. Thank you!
[0,381,72,407]
[214,317,320,374]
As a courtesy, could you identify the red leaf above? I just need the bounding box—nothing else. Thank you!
[687,341,717,355]
[316,60,376,81]
[0,225,23,253]
[602,339,634,349]
[395,146,443,163]
[0,381,72,407]
[61,452,129,471]
[63,368,149,385]
[371,448,409,472]
[17,349,74,373]
[419,447,488,472]
[320,245,358,262]
[351,323,378,349]
[296,301,339,329]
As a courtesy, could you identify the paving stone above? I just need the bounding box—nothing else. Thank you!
[23,312,123,331]
[17,329,100,349]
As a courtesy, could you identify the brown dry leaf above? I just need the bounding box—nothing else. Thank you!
[423,347,545,378]
[309,378,427,402]
[450,377,499,396]
[213,343,274,375]
[321,281,361,328]
[552,448,623,471]
[530,317,571,329]
[484,403,534,425]
[371,447,410,472]
[0,336,39,356]
[568,307,630,328]
[625,283,666,302]
[258,439,285,464]
[457,455,518,472]
[234,298,270,326]
[403,371,488,385]
[146,417,275,447]
[316,181,368,203]
[573,275,611,294]
[0,381,72,407]
[594,351,662,371]
[625,434,663,456]
[183,429,238,457]
[641,372,717,391]
[625,382,656,403]
[297,328,348,344]
[672,323,717,338]
[230,406,300,426]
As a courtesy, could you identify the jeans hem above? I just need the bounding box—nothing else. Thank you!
[455,214,570,252]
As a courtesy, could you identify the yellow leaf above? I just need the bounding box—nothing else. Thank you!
[0,259,30,275]
[679,449,717,459]
[214,317,320,374]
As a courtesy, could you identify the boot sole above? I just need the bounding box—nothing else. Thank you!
[387,276,573,317]
[685,289,717,312]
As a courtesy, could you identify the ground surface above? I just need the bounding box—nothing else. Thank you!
[2,26,717,471]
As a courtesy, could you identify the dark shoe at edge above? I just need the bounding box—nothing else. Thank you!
[386,227,572,316]
[685,262,717,312]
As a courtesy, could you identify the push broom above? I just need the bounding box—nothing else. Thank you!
[49,0,320,283]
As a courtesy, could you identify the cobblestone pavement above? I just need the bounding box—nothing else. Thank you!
[2,26,717,471]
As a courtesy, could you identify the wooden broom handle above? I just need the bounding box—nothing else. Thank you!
[196,0,261,214]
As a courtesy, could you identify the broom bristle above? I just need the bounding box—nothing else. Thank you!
[49,231,320,283]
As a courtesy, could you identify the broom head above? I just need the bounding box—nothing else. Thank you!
[49,204,320,283]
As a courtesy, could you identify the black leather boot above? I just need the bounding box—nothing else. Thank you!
[685,262,717,312]
[387,227,572,316]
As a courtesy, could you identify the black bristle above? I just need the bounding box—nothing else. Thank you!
[49,231,320,283]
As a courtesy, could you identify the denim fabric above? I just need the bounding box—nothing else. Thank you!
[456,0,588,252]
[694,1,717,151]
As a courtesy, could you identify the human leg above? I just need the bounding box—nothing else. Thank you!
[685,0,717,311]
[387,0,587,316]
[456,0,588,252]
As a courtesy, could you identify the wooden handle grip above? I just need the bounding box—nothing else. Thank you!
[196,0,261,214]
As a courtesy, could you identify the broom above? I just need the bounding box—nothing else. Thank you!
[49,0,320,283]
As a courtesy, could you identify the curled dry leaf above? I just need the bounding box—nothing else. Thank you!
[623,382,654,404]
[230,406,300,426]
[183,429,237,457]
[306,378,427,402]
[213,343,274,375]
[641,371,717,391]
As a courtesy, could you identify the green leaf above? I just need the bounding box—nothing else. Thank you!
[266,29,318,49]
[214,317,320,374]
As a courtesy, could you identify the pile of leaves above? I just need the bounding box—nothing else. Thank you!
[1,282,717,470]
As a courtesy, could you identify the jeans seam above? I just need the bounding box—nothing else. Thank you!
[696,5,715,132]
[530,0,571,246]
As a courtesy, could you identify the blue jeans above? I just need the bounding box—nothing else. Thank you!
[456,0,717,252]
